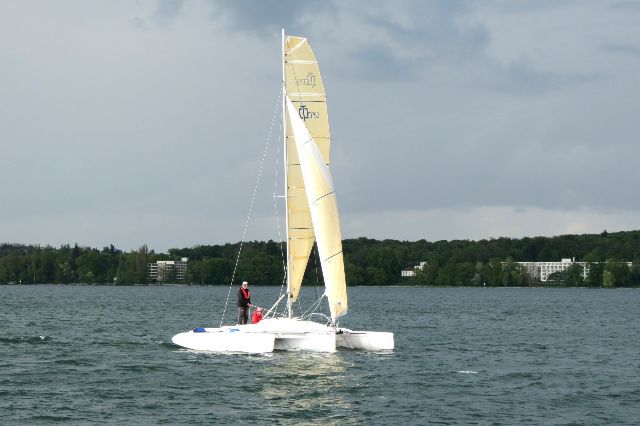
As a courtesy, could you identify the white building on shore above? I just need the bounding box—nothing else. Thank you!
[515,258,632,282]
[517,258,585,282]
[401,257,632,282]
[401,261,427,277]
[148,258,188,282]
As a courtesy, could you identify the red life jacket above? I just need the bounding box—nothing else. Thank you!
[241,287,250,300]
[252,310,263,324]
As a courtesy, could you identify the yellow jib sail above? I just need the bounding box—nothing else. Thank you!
[285,96,347,320]
[284,35,347,319]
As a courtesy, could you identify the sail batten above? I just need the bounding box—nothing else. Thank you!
[311,191,335,205]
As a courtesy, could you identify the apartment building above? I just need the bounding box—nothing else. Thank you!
[148,258,188,282]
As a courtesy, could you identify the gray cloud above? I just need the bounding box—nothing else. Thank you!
[610,1,640,12]
[156,0,185,20]
[360,1,490,59]
[492,61,596,93]
[0,0,638,251]
[602,42,640,56]
[209,0,333,35]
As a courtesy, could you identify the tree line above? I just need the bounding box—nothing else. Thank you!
[1,229,639,286]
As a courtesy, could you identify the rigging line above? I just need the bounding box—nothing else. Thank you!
[301,294,325,319]
[219,88,283,327]
[312,243,320,302]
[294,282,307,317]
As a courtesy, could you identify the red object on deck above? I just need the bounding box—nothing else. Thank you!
[252,309,263,324]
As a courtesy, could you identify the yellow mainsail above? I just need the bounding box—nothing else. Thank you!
[283,34,348,320]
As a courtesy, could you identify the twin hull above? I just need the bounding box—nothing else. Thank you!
[171,318,394,354]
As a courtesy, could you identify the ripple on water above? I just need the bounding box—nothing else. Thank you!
[1,286,639,424]
[0,335,51,344]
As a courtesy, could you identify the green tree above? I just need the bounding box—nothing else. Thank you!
[483,258,504,287]
[603,270,615,288]
[585,262,604,287]
[604,259,631,288]
[345,262,365,286]
[56,261,73,283]
[163,265,178,283]
[631,261,640,286]
[564,263,584,287]
[502,258,519,287]
[364,266,387,286]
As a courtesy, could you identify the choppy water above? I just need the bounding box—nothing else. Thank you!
[1,285,639,424]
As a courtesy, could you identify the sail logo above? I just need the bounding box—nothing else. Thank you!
[295,72,316,88]
[298,105,320,121]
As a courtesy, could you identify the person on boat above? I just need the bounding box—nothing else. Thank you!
[237,281,252,325]
[251,307,263,324]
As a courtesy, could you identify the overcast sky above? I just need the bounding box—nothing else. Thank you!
[1,0,639,252]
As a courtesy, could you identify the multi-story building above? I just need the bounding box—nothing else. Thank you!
[510,257,631,282]
[148,258,188,282]
[401,257,632,283]
[518,258,585,282]
[401,261,427,277]
[515,258,632,282]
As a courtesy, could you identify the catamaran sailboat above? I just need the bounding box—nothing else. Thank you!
[172,30,394,353]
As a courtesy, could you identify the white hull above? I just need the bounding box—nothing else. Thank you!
[172,318,393,353]
[335,329,395,351]
[172,328,275,353]
[261,318,336,352]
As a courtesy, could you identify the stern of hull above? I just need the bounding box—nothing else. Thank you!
[336,330,394,350]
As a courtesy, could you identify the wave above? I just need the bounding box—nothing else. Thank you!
[0,335,50,344]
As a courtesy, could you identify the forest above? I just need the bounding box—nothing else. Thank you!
[1,229,639,287]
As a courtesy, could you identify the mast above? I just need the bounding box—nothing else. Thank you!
[282,29,292,318]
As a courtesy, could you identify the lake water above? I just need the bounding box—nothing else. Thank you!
[1,285,639,424]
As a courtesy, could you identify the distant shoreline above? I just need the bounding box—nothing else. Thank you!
[2,283,637,289]
[2,232,638,287]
